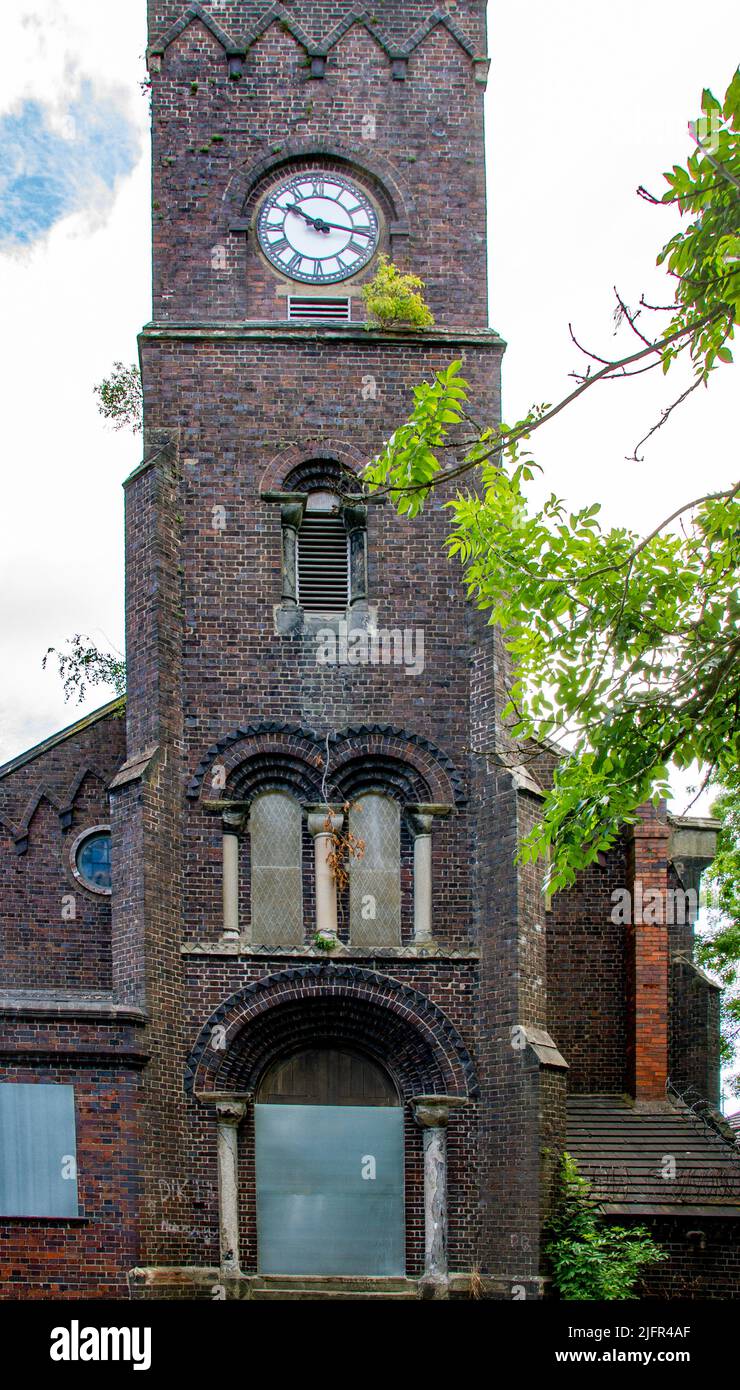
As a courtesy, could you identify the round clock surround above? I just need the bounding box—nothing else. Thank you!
[256,170,380,284]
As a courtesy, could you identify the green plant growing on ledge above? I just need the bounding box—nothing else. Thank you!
[313,931,339,953]
[545,1154,667,1299]
[362,255,435,330]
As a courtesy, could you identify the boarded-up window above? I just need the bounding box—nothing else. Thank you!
[249,793,303,945]
[349,795,401,946]
[0,1083,79,1217]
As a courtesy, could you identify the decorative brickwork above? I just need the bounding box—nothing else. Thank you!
[0,0,735,1300]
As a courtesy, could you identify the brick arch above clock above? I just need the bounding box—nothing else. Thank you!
[224,141,415,240]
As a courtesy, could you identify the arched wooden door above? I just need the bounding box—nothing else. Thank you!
[254,1047,405,1276]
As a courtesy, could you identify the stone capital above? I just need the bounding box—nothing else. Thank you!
[306,806,345,838]
[222,808,245,834]
[215,1100,249,1127]
[411,1094,466,1129]
[406,809,434,838]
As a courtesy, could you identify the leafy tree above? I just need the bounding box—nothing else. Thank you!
[43,634,126,704]
[93,360,143,432]
[362,255,435,329]
[545,1154,667,1300]
[365,75,740,892]
[698,776,740,1087]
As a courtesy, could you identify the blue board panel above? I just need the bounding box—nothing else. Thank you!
[0,1083,79,1217]
[255,1104,405,1276]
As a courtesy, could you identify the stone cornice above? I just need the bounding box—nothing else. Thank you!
[140,321,506,349]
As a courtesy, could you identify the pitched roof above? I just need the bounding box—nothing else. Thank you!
[0,698,125,783]
[567,1094,740,1217]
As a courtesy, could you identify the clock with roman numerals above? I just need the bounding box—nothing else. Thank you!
[256,171,380,284]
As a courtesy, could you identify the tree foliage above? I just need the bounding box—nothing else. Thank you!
[545,1154,667,1300]
[698,776,740,1082]
[365,74,740,892]
[93,360,143,433]
[43,634,126,704]
[361,255,435,330]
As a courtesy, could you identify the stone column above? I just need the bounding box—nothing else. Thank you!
[222,810,243,940]
[307,806,344,942]
[406,805,451,945]
[280,500,305,606]
[214,1097,249,1274]
[411,1095,466,1295]
[343,501,368,610]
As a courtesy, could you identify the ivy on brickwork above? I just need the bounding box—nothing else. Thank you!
[366,73,740,896]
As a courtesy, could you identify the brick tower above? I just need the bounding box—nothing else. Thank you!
[3,1,736,1305]
[118,0,566,1297]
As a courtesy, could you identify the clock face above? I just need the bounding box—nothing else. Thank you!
[257,172,380,284]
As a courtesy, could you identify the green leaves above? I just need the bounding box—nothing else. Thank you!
[545,1155,668,1299]
[658,72,739,379]
[42,634,126,704]
[365,73,740,894]
[93,362,143,433]
[361,255,435,332]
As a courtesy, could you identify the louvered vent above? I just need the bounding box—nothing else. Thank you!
[288,296,351,322]
[297,511,350,612]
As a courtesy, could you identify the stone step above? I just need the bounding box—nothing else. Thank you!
[252,1287,417,1301]
[250,1275,418,1300]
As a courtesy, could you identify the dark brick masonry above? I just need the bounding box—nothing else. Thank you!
[0,0,737,1300]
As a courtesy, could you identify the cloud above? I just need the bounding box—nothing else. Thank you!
[0,77,141,251]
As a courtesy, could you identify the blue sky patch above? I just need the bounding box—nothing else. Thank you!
[0,80,140,249]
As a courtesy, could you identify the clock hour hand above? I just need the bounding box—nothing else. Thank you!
[285,202,332,234]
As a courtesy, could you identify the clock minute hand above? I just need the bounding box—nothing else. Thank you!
[318,220,374,237]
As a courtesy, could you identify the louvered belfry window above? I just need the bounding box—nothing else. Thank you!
[297,492,350,612]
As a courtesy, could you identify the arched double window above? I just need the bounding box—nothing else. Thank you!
[248,792,303,945]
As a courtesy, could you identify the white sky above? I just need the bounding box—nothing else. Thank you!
[0,3,737,875]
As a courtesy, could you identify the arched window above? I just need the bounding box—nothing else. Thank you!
[349,794,401,946]
[258,1048,399,1105]
[297,491,349,612]
[249,793,303,945]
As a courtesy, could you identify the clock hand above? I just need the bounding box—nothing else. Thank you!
[284,204,374,238]
[285,203,332,234]
[314,220,375,237]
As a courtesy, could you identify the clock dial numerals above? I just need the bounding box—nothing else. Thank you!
[257,171,380,284]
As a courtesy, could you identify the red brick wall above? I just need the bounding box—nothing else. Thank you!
[0,711,125,990]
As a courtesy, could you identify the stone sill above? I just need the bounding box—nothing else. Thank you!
[140,321,506,348]
[181,938,478,961]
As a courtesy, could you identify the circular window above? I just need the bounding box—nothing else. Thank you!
[71,828,112,895]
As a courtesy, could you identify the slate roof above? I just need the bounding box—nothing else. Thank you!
[566,1094,740,1218]
[0,698,125,782]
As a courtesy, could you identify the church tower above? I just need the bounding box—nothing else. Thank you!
[2,1,736,1307]
[111,0,569,1297]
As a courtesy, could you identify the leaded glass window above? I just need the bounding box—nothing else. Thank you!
[249,793,303,945]
[349,795,401,946]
